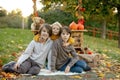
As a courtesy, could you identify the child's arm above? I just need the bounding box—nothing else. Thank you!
[47,50,52,70]
[67,46,79,68]
[16,40,35,66]
[50,42,58,72]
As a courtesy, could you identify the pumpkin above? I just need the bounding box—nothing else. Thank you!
[77,23,84,30]
[69,21,78,30]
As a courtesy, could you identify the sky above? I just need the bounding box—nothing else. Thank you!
[0,0,43,17]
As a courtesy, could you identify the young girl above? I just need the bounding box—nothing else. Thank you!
[34,21,74,46]
[50,26,91,73]
[2,23,53,75]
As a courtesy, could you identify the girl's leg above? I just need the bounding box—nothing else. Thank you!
[27,66,41,75]
[59,64,83,73]
[59,63,67,71]
[59,59,71,71]
[75,60,87,68]
[70,66,83,73]
[16,59,31,74]
[75,60,91,71]
[27,58,41,75]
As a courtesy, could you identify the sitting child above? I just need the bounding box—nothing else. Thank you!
[2,23,53,75]
[50,26,91,73]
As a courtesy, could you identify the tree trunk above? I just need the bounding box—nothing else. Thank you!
[118,6,120,48]
[101,19,106,39]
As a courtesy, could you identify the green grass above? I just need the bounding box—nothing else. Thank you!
[84,34,120,62]
[0,28,34,64]
[0,28,120,64]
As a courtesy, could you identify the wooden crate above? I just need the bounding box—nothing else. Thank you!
[71,30,87,48]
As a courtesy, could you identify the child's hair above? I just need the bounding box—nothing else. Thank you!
[51,21,62,28]
[61,26,72,36]
[51,21,62,36]
[39,23,52,36]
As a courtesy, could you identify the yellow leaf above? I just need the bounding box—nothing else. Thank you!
[98,73,105,77]
[70,75,82,79]
[1,78,7,80]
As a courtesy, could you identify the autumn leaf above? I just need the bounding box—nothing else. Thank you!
[69,75,82,79]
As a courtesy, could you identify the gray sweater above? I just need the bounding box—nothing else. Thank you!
[17,38,53,68]
[50,38,79,71]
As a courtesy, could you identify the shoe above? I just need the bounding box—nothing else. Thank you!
[84,66,91,71]
[2,61,16,73]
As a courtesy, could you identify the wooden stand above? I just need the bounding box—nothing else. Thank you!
[71,30,87,48]
[71,30,101,67]
[71,30,87,54]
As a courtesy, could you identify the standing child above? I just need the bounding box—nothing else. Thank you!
[2,23,53,75]
[50,26,91,73]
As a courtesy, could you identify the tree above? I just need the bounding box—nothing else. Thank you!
[0,7,7,17]
[39,0,120,48]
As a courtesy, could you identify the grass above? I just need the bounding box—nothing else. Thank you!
[84,34,120,62]
[0,28,120,64]
[0,28,34,64]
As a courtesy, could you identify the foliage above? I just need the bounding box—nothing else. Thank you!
[0,7,7,17]
[40,0,120,47]
[28,9,77,28]
[39,0,119,31]
[0,9,27,28]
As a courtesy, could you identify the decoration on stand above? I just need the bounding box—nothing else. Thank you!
[69,21,78,30]
[69,0,85,30]
[77,0,85,30]
[31,0,45,35]
[31,17,45,35]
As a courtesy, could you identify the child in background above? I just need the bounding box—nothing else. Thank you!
[34,21,74,46]
[50,26,91,73]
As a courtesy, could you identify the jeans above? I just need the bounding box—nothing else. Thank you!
[59,59,90,73]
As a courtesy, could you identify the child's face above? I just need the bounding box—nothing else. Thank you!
[40,27,49,40]
[61,29,70,42]
[52,25,60,35]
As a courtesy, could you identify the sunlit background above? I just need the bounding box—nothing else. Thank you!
[0,0,43,17]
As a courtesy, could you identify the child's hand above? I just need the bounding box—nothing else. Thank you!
[14,63,20,70]
[65,66,70,73]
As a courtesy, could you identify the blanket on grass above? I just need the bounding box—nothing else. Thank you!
[38,69,85,76]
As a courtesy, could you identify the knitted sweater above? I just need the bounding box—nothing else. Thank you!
[50,38,79,71]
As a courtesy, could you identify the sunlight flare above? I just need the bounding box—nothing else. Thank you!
[0,0,43,17]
